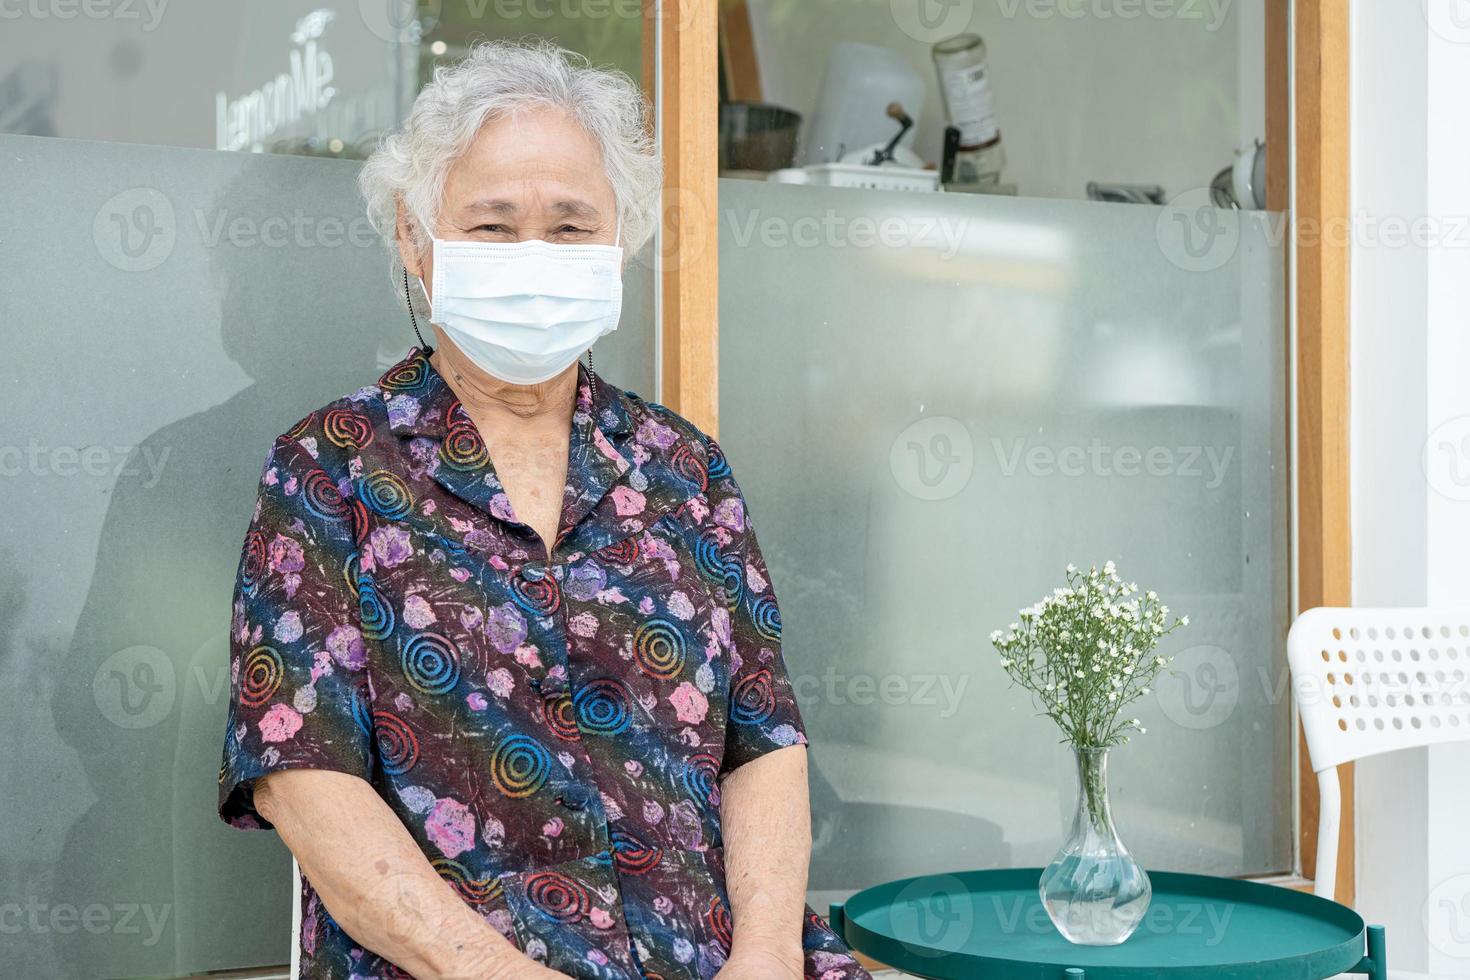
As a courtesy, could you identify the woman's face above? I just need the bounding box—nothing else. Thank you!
[398,105,621,298]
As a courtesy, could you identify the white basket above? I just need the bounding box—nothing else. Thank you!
[768,163,941,193]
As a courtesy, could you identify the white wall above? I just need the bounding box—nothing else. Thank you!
[1351,2,1470,977]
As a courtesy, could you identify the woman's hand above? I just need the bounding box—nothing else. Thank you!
[714,945,804,980]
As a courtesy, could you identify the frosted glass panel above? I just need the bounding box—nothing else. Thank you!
[717,179,1290,903]
[0,134,654,978]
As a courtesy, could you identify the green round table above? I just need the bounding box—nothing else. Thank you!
[830,868,1386,980]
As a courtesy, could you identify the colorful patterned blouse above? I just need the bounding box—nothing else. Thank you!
[217,348,870,980]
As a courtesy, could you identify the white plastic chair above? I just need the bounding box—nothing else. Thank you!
[1287,606,1470,899]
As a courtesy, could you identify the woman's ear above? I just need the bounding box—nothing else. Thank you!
[395,199,425,278]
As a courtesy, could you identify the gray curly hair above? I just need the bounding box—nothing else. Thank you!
[359,39,661,287]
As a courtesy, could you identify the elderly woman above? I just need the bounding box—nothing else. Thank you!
[217,40,870,980]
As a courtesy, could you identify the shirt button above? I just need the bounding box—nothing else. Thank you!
[529,677,542,692]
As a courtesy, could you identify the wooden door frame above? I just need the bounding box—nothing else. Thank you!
[647,0,1355,906]
[1270,0,1355,905]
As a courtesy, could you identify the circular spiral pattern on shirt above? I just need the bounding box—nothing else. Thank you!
[400,632,461,695]
[440,419,488,471]
[323,408,374,450]
[731,668,777,726]
[705,895,734,950]
[633,619,686,679]
[490,734,551,798]
[682,752,721,804]
[349,498,370,547]
[285,412,316,440]
[524,872,589,923]
[573,678,632,735]
[693,533,743,608]
[239,646,283,707]
[359,470,413,519]
[373,711,419,774]
[302,469,350,521]
[610,830,663,875]
[350,683,373,740]
[357,573,395,640]
[434,859,500,904]
[240,529,267,595]
[671,442,708,492]
[750,595,782,642]
[539,693,580,741]
[593,536,640,566]
[380,356,429,391]
[510,573,561,617]
[706,441,731,480]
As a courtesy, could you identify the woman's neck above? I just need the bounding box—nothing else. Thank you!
[429,334,578,427]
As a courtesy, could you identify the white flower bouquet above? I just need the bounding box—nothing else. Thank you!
[990,561,1188,750]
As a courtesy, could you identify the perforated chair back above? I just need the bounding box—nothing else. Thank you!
[1288,606,1470,771]
[1287,606,1470,898]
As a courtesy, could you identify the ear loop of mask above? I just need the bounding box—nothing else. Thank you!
[404,266,432,354]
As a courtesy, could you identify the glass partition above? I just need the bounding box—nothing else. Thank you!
[716,178,1290,908]
[0,133,655,977]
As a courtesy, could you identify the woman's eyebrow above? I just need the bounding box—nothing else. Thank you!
[460,199,602,222]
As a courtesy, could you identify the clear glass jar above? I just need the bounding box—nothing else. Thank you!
[932,33,1006,187]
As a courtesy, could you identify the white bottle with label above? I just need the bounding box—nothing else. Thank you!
[933,34,1006,187]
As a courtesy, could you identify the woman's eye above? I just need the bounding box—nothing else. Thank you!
[554,225,585,235]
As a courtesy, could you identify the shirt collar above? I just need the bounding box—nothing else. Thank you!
[376,347,687,554]
[376,346,635,444]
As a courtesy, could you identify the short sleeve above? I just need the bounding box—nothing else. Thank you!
[218,434,375,828]
[709,439,807,777]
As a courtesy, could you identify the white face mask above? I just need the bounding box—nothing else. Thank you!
[421,226,623,385]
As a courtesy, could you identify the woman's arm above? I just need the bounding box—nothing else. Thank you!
[254,768,560,980]
[716,743,810,978]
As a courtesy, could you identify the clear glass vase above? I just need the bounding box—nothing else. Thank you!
[1039,747,1152,945]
